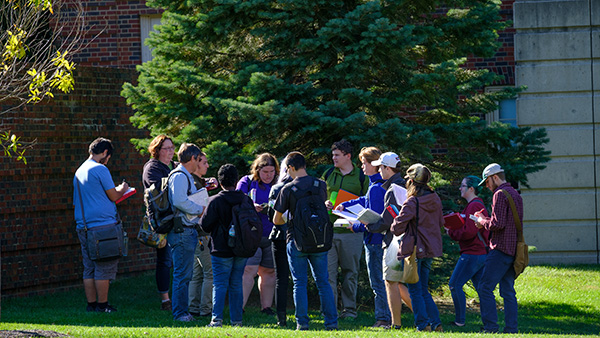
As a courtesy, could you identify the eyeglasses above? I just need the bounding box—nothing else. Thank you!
[161,146,175,151]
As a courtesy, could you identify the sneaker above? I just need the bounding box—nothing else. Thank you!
[86,304,97,312]
[448,321,465,327]
[207,320,223,328]
[417,325,432,332]
[96,304,117,313]
[175,314,195,322]
[434,324,444,332]
[339,310,357,320]
[161,300,172,311]
[231,321,243,327]
[325,326,338,331]
[260,307,276,316]
[372,320,391,329]
[391,325,402,330]
[296,324,309,331]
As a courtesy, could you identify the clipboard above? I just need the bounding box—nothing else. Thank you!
[115,187,136,204]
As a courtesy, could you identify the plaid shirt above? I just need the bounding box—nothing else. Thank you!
[480,183,523,256]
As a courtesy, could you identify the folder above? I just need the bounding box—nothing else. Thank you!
[115,187,136,204]
[443,212,466,230]
[334,189,359,208]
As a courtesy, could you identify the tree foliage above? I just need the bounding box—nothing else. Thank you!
[1,0,86,161]
[123,0,550,192]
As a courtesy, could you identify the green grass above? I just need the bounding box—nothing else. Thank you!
[1,265,599,337]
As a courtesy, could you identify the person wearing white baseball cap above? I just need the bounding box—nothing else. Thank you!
[371,152,401,167]
[478,163,504,187]
[364,151,413,329]
[473,163,523,333]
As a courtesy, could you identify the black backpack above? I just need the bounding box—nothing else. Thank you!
[143,169,192,234]
[227,196,262,257]
[289,178,333,253]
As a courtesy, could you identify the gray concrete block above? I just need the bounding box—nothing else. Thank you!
[516,61,592,93]
[523,221,597,252]
[515,30,590,62]
[524,158,594,189]
[514,0,590,29]
[538,125,594,156]
[522,189,596,220]
[517,94,592,125]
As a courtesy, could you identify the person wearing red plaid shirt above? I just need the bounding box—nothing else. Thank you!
[473,163,523,334]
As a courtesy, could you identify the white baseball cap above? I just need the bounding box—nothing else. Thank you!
[479,163,504,186]
[371,152,400,168]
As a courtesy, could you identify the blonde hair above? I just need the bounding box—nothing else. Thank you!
[359,147,382,165]
[250,153,280,184]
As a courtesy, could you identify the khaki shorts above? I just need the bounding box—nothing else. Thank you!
[77,228,119,280]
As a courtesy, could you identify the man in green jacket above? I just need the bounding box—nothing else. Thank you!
[322,139,366,320]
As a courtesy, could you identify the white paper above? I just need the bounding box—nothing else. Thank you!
[332,210,358,222]
[188,188,209,207]
[346,204,365,215]
[334,218,353,228]
[391,184,407,206]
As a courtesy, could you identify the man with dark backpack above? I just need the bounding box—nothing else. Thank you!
[273,152,337,331]
[200,164,259,327]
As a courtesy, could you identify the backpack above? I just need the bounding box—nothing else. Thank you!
[143,169,192,234]
[289,178,333,253]
[227,196,262,257]
[323,166,366,195]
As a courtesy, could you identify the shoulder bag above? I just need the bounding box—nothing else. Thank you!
[500,189,528,279]
[399,197,419,284]
[77,180,127,261]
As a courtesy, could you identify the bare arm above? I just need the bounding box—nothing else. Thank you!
[106,182,129,202]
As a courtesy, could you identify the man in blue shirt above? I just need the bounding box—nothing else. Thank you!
[73,137,129,313]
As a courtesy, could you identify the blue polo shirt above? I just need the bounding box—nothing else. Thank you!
[73,159,118,229]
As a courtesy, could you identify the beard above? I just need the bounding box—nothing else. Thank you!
[98,154,110,165]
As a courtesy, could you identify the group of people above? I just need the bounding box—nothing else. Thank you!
[73,136,523,333]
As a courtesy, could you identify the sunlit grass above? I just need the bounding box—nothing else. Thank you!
[1,265,599,337]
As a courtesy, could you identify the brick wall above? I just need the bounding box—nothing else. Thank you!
[464,0,515,86]
[64,0,162,68]
[0,66,154,296]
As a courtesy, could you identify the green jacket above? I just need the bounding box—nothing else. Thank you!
[322,165,366,233]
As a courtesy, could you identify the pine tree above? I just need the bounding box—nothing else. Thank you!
[122,0,549,187]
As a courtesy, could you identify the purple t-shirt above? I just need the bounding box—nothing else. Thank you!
[236,175,274,237]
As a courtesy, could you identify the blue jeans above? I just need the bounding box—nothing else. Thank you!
[449,253,486,324]
[167,227,198,320]
[364,243,391,322]
[477,249,517,333]
[156,244,172,294]
[407,258,441,331]
[287,240,338,329]
[211,255,248,324]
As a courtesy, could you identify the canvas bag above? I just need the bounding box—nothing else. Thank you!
[500,189,529,279]
[76,180,126,261]
[137,215,167,249]
[400,197,420,284]
[143,169,192,234]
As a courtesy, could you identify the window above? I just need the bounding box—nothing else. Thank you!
[486,87,517,127]
[140,15,162,63]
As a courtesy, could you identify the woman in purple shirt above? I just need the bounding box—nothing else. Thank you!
[236,153,280,315]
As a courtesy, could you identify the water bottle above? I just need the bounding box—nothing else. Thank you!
[228,224,235,247]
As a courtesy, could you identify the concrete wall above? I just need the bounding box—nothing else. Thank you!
[515,0,600,264]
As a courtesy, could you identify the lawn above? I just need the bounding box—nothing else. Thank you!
[1,265,599,337]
